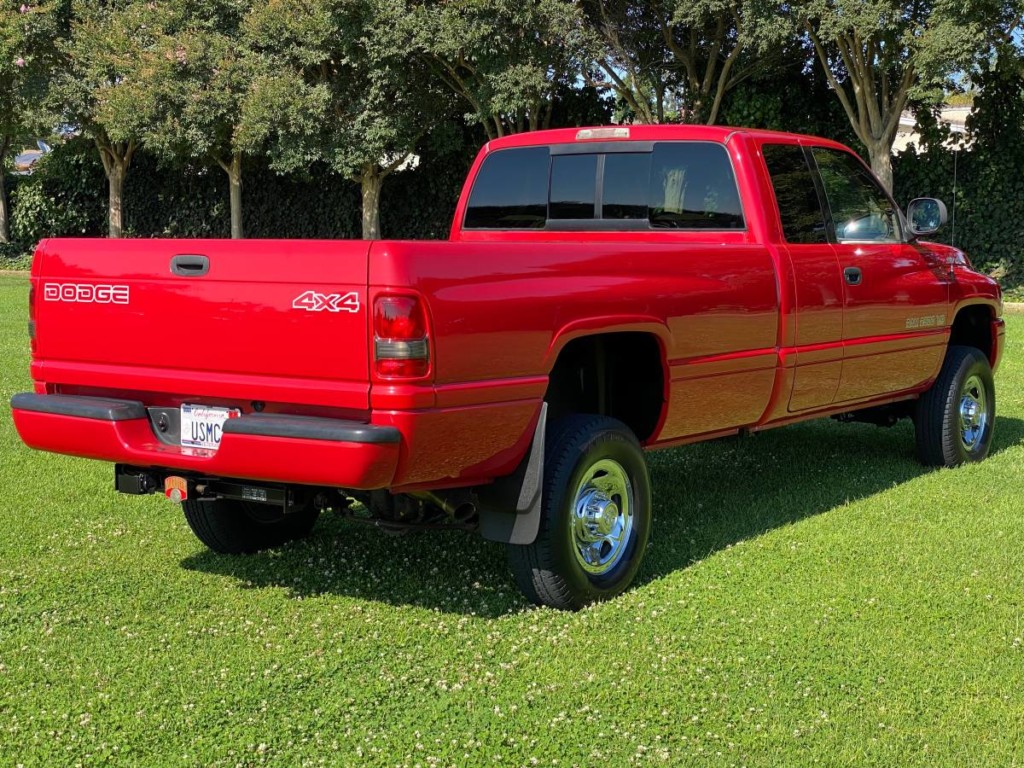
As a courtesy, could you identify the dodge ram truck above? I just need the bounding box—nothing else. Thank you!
[11,125,1004,609]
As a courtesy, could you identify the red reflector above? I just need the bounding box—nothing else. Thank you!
[28,283,37,354]
[376,358,430,377]
[374,296,426,340]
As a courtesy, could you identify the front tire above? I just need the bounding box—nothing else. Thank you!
[915,345,995,467]
[183,498,319,554]
[506,415,652,610]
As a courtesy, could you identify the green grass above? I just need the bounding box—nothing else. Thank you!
[2,271,1024,766]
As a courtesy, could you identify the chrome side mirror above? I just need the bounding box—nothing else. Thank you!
[906,198,948,236]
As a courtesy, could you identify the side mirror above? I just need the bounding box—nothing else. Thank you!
[906,198,948,236]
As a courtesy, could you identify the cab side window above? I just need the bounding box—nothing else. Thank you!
[762,144,828,244]
[812,148,901,242]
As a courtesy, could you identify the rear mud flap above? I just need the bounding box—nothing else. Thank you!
[477,403,546,545]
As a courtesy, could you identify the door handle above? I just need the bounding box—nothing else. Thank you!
[844,266,862,286]
[170,254,210,277]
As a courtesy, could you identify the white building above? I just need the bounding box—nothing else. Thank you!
[892,106,971,153]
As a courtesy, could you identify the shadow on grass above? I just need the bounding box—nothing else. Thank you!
[181,415,1024,617]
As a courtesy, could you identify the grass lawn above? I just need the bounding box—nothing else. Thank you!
[2,271,1024,766]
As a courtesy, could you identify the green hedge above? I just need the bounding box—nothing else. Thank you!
[893,145,1024,283]
[3,141,107,260]
[5,132,1023,288]
[2,136,473,260]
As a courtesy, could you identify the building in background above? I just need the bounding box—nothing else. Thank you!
[893,106,971,153]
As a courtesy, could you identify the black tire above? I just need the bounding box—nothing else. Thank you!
[506,415,652,610]
[182,498,319,554]
[915,345,995,467]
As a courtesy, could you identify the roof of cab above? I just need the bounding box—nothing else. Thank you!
[485,124,849,152]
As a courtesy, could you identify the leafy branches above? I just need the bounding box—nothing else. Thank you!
[0,0,61,242]
[583,0,787,124]
[796,0,1017,191]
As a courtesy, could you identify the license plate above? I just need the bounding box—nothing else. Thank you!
[180,404,240,451]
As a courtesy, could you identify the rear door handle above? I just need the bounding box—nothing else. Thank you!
[844,266,862,286]
[171,254,210,277]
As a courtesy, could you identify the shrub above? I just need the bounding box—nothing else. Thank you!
[1,134,472,265]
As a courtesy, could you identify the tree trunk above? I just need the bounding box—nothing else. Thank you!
[0,136,10,245]
[868,144,894,194]
[0,172,7,246]
[360,165,383,240]
[97,138,135,239]
[97,139,135,238]
[225,153,243,239]
[108,163,127,238]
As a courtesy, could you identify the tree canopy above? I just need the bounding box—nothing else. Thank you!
[583,0,789,124]
[240,0,454,238]
[797,0,1018,190]
[53,0,172,237]
[1,0,1019,239]
[139,1,256,238]
[0,0,60,242]
[408,0,587,139]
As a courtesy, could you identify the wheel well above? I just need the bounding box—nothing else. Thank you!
[544,333,664,442]
[949,305,994,364]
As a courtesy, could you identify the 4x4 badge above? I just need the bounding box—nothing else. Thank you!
[292,290,360,313]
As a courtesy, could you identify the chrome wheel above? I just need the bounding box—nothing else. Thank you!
[506,414,652,609]
[570,459,634,576]
[959,373,988,451]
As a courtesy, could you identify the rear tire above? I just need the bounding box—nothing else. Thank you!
[915,345,995,467]
[183,498,319,554]
[506,415,652,610]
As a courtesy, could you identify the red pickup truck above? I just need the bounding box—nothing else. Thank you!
[11,125,1004,609]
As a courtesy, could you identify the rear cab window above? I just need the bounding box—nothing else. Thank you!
[463,141,745,231]
[550,154,598,220]
[462,146,549,229]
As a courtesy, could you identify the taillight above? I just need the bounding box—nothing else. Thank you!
[373,294,430,378]
[28,282,37,355]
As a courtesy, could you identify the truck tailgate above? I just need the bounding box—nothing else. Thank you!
[31,238,371,410]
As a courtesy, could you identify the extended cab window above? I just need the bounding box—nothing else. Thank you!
[602,153,651,219]
[463,140,744,231]
[550,154,597,219]
[812,148,901,242]
[649,143,744,229]
[464,147,549,229]
[762,144,828,244]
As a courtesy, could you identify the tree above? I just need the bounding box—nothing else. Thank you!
[797,0,1017,192]
[0,0,60,244]
[141,2,254,238]
[54,1,165,238]
[241,0,448,239]
[717,37,856,142]
[409,0,590,139]
[581,0,675,123]
[582,0,787,124]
